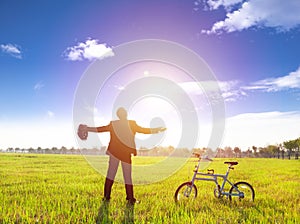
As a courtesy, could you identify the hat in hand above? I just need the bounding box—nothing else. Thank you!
[77,124,88,140]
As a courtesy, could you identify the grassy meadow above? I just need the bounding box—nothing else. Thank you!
[0,153,299,223]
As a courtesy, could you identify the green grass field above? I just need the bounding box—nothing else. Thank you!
[0,153,299,223]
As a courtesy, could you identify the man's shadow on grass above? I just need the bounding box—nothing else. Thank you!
[96,201,135,224]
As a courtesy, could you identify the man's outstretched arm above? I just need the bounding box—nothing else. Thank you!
[86,125,110,133]
[150,127,167,134]
[78,124,109,132]
[134,122,166,134]
[77,124,111,140]
[78,123,110,135]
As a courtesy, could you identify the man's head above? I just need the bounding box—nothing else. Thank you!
[116,107,128,120]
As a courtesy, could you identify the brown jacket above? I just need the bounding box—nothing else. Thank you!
[97,120,152,163]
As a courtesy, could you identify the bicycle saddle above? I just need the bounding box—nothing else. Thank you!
[224,161,238,165]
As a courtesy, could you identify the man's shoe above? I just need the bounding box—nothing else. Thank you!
[102,197,110,203]
[127,198,140,205]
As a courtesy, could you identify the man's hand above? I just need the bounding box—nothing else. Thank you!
[78,124,88,140]
[152,127,167,134]
[159,127,167,132]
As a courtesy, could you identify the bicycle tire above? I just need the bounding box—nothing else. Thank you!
[174,182,197,203]
[229,181,255,202]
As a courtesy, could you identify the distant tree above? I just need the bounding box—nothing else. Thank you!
[233,147,241,158]
[252,146,258,157]
[277,144,281,159]
[28,147,35,153]
[37,147,42,154]
[216,148,225,158]
[295,138,300,160]
[281,149,285,159]
[257,147,264,157]
[44,148,50,154]
[151,146,160,156]
[173,147,190,157]
[60,146,67,154]
[91,147,100,155]
[224,146,233,158]
[269,145,280,158]
[283,140,297,160]
[51,147,58,154]
[70,147,76,154]
[246,148,252,158]
[259,145,278,158]
[81,148,89,155]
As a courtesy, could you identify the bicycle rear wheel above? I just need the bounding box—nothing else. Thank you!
[174,182,197,203]
[229,181,255,202]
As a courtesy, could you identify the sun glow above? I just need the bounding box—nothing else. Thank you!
[129,96,181,148]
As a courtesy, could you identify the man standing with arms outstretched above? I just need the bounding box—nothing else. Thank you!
[78,107,166,204]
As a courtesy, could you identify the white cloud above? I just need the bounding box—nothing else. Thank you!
[64,38,114,61]
[222,111,300,149]
[1,43,22,59]
[34,81,45,91]
[181,66,300,102]
[202,0,300,34]
[243,66,300,92]
[180,80,246,102]
[47,111,55,118]
[205,0,244,10]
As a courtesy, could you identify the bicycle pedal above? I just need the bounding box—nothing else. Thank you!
[207,169,214,174]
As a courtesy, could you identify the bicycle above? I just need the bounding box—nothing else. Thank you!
[174,153,255,203]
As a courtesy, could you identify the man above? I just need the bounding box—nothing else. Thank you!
[78,107,166,204]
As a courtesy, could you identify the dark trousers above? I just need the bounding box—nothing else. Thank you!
[104,155,134,200]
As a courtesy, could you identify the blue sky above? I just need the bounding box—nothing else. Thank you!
[1,0,300,150]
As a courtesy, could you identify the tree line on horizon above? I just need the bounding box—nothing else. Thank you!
[1,137,299,159]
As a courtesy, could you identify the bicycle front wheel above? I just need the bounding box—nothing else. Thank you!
[174,182,197,203]
[229,181,255,202]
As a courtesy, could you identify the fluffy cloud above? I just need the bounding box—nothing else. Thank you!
[181,66,300,102]
[201,0,300,34]
[64,38,114,61]
[243,66,300,92]
[34,81,45,91]
[205,0,244,10]
[1,43,22,59]
[180,80,246,102]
